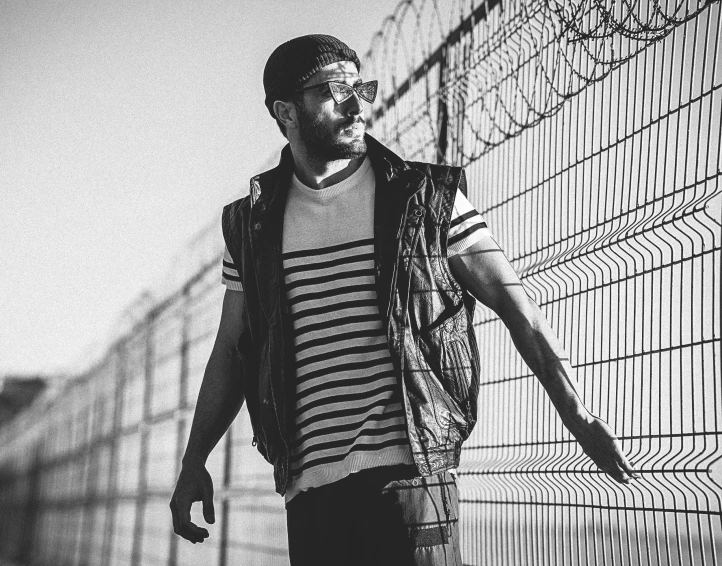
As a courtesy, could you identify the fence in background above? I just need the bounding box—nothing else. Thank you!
[0,243,288,565]
[364,0,721,564]
[1,0,721,565]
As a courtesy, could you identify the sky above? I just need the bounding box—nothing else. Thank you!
[0,0,400,377]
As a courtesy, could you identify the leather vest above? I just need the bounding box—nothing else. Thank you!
[222,135,480,495]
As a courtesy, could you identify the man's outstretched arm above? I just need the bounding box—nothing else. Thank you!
[170,289,247,543]
[449,233,640,484]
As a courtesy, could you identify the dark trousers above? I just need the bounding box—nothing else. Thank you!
[286,465,462,566]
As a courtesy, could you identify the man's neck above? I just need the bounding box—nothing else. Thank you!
[292,150,366,190]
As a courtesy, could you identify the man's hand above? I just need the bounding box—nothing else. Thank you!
[565,413,641,484]
[170,461,215,543]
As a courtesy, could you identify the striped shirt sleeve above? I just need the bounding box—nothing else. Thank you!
[448,190,491,256]
[221,246,244,291]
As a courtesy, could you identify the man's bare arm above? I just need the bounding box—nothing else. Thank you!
[170,289,247,543]
[449,233,639,484]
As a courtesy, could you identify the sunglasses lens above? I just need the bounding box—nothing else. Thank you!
[356,81,378,103]
[329,82,353,104]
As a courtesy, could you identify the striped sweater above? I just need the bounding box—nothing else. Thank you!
[222,157,489,501]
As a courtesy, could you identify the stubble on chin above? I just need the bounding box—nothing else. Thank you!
[334,134,367,159]
[312,128,367,160]
[329,120,367,158]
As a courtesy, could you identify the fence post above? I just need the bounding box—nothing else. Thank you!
[101,345,126,566]
[17,442,43,565]
[131,318,155,566]
[218,413,233,566]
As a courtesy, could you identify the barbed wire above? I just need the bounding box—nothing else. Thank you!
[365,0,717,163]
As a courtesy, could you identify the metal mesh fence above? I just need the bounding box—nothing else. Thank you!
[0,1,720,565]
[364,0,722,564]
[0,232,289,565]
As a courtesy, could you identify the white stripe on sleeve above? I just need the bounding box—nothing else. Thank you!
[221,246,244,291]
[448,190,492,256]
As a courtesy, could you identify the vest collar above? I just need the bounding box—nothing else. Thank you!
[249,133,426,214]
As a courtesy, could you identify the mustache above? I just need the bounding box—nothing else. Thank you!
[338,117,366,129]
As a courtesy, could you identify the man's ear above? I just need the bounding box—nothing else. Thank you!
[273,100,296,132]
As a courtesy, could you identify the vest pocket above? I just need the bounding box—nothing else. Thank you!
[445,339,471,407]
[414,320,475,441]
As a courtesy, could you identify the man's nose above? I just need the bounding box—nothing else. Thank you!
[344,91,363,116]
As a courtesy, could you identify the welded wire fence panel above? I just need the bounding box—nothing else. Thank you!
[365,0,722,564]
[0,250,287,565]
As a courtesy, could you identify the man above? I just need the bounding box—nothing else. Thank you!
[170,35,639,565]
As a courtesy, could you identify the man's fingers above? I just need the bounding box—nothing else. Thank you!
[179,515,210,544]
[597,464,628,484]
[616,453,642,479]
[595,456,634,484]
[170,493,210,543]
[605,443,641,481]
[170,498,181,534]
[202,483,216,524]
[585,445,627,483]
[183,522,210,544]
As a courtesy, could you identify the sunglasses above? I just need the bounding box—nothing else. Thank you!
[294,80,378,105]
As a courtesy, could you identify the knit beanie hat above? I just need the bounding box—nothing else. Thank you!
[263,34,361,118]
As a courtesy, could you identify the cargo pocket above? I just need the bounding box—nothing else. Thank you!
[381,471,463,565]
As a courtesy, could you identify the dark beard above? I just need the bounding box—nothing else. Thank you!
[295,103,367,160]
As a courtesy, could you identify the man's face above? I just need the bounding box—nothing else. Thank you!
[293,61,367,160]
